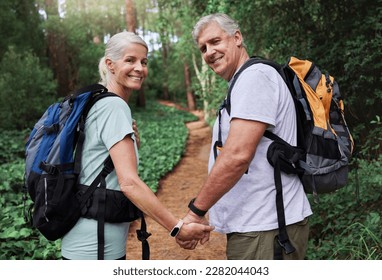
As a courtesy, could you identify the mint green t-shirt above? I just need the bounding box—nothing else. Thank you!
[61,96,138,260]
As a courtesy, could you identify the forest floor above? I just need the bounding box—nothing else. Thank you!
[125,101,227,260]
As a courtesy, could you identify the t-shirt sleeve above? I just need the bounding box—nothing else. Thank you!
[94,97,134,150]
[230,64,280,128]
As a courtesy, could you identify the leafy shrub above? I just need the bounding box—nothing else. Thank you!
[307,156,382,259]
[0,47,57,130]
[0,130,29,164]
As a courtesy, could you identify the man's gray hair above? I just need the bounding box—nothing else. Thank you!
[192,13,245,48]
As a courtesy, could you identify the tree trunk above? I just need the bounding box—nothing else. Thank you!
[161,44,169,100]
[45,0,73,97]
[184,62,196,110]
[125,0,137,33]
[192,54,213,122]
[125,0,146,107]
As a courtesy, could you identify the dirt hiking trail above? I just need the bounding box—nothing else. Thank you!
[125,101,226,260]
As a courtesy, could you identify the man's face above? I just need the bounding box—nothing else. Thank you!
[197,22,242,81]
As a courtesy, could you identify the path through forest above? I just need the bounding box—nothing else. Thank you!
[125,102,226,260]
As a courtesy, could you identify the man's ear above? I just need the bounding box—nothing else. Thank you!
[234,30,243,47]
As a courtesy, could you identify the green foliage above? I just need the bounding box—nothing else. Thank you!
[0,130,28,164]
[0,0,45,58]
[133,101,198,191]
[57,12,116,88]
[180,0,382,159]
[306,156,382,259]
[0,47,57,130]
[357,115,382,160]
[0,0,381,260]
[0,101,196,259]
[0,158,61,260]
[191,69,227,125]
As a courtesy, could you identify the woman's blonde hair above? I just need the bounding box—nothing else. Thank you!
[98,31,148,86]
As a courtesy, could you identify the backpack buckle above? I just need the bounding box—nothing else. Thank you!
[39,162,58,175]
[136,229,152,242]
[276,234,296,255]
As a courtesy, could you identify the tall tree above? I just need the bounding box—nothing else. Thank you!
[44,0,74,96]
[125,0,146,107]
[184,62,195,110]
[125,0,137,32]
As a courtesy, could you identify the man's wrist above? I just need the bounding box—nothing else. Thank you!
[188,198,208,217]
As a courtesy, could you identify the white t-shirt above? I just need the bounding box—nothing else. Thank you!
[208,63,312,234]
[61,96,138,260]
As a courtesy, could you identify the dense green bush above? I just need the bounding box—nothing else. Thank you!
[307,156,382,259]
[0,47,57,130]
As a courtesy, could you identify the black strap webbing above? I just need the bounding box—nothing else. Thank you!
[265,131,307,259]
[136,214,151,260]
[97,174,107,260]
[80,156,151,260]
[270,148,296,259]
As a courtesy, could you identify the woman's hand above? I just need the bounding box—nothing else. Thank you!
[175,222,214,250]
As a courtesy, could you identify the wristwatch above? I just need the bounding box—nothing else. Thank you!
[169,219,184,237]
[188,198,208,217]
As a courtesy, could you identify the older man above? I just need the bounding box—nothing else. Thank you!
[179,13,312,260]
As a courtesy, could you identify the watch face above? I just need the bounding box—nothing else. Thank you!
[170,227,180,237]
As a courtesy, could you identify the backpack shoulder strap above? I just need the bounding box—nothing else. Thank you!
[72,83,108,98]
[226,56,286,115]
[73,88,118,175]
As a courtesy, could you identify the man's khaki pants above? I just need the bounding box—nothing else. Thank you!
[226,218,309,260]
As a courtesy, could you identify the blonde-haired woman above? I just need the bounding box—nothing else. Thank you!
[61,31,213,260]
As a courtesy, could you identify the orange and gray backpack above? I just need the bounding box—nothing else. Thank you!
[215,56,354,259]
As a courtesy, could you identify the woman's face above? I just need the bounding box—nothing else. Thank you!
[110,43,148,91]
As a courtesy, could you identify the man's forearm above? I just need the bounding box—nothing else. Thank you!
[192,119,267,212]
[193,150,251,211]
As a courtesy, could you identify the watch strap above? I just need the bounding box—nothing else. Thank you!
[169,219,184,237]
[188,198,207,217]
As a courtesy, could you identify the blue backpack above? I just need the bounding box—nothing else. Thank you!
[24,84,150,259]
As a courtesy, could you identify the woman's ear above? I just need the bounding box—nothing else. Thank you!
[106,58,115,74]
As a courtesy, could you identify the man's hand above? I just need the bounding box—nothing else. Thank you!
[176,211,212,250]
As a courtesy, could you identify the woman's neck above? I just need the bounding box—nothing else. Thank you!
[107,82,131,103]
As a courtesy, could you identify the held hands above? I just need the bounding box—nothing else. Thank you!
[175,211,212,250]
